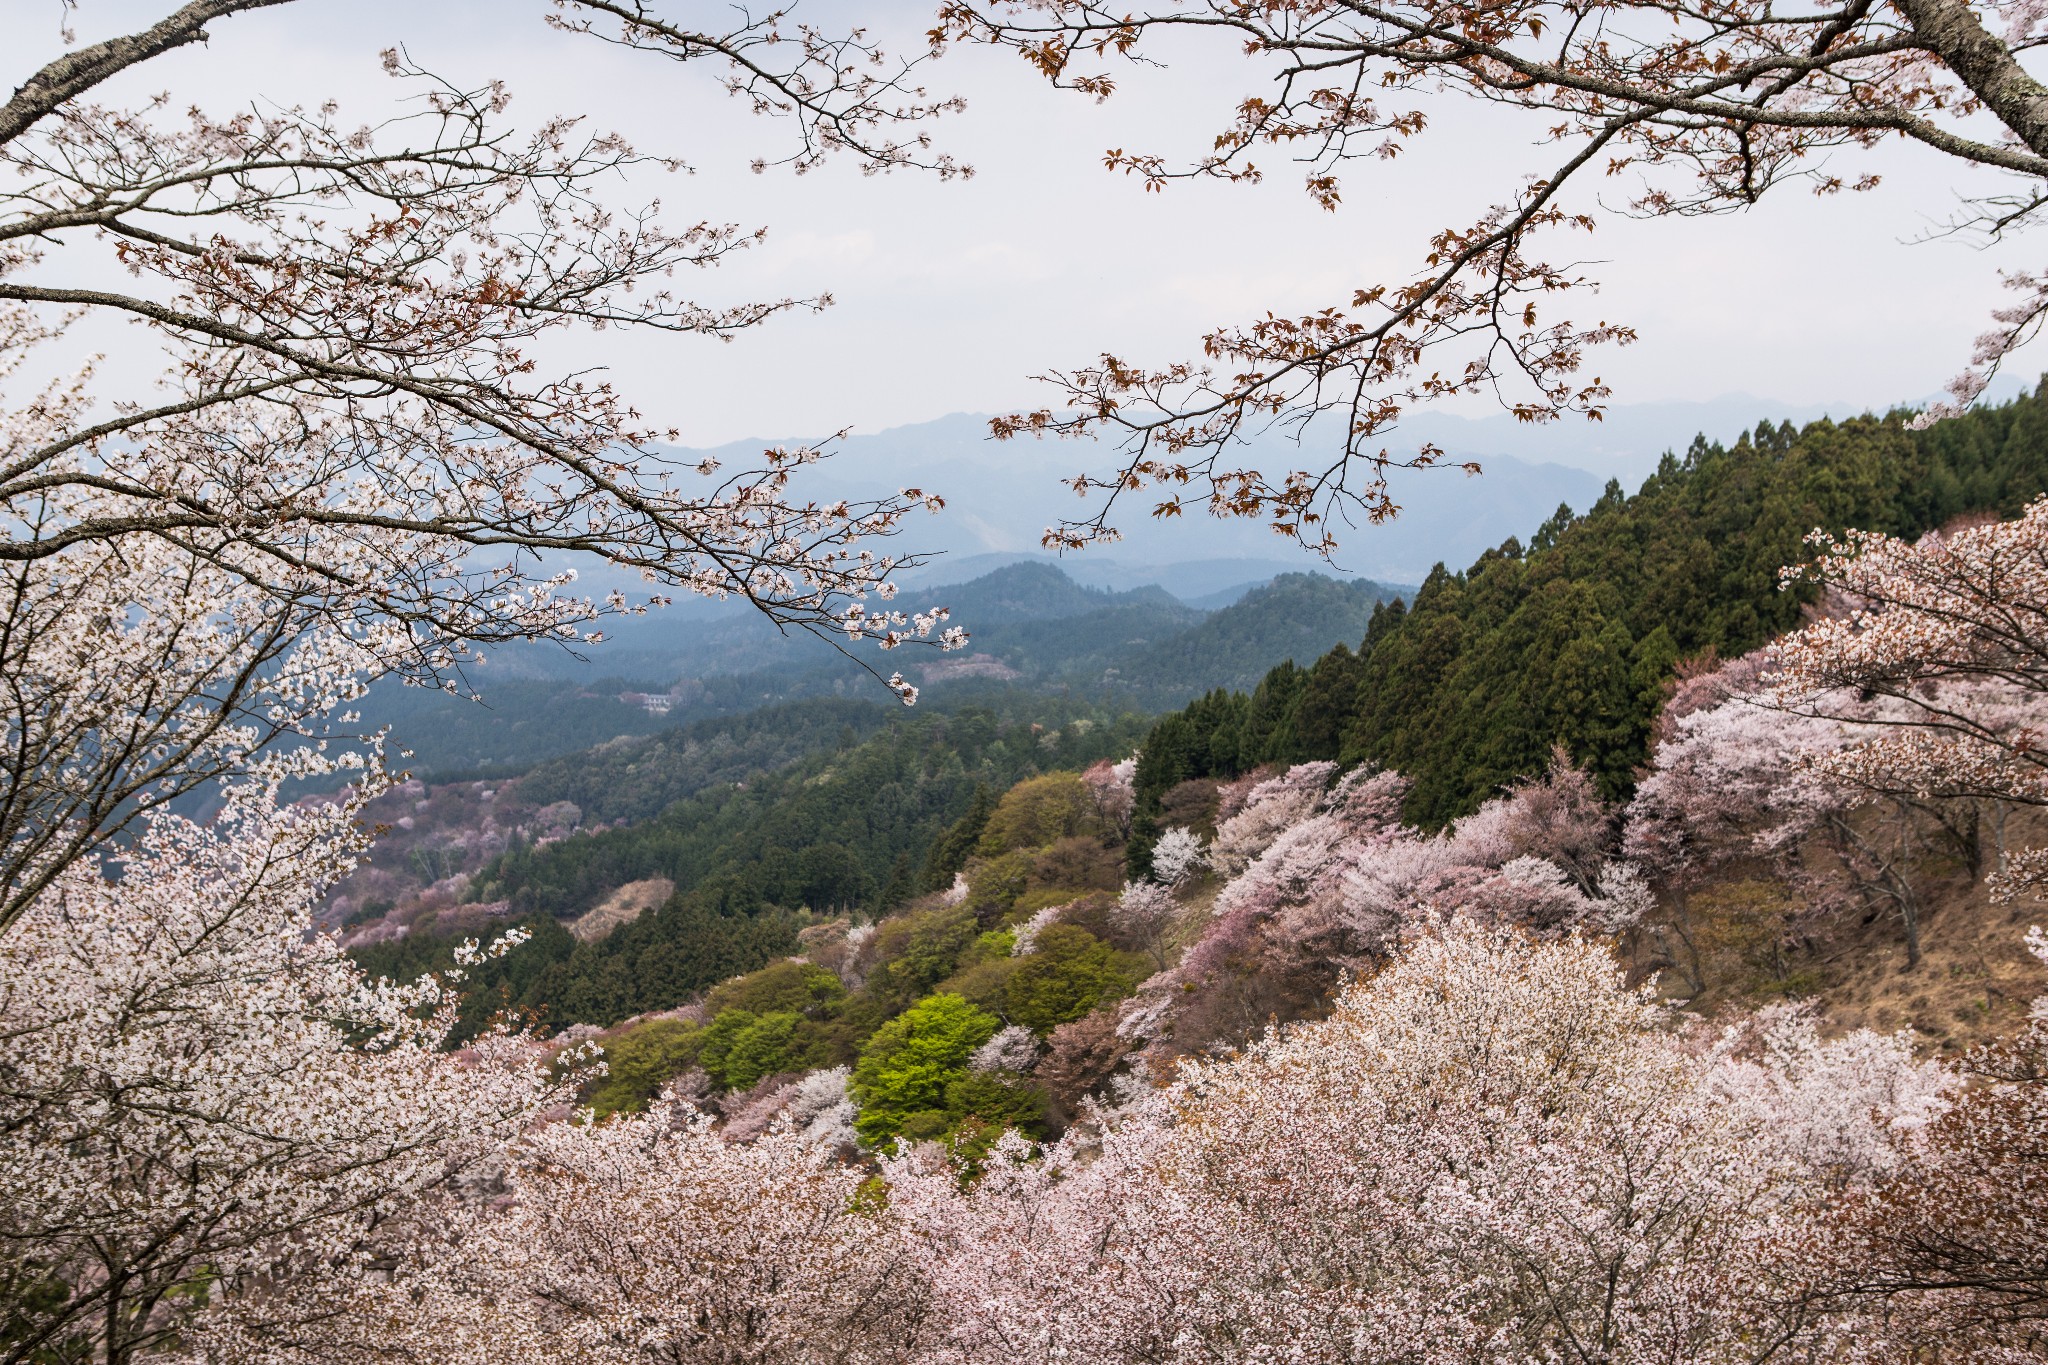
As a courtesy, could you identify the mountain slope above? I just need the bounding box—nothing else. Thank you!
[349,701,1153,1034]
[1130,387,2048,844]
[351,561,1407,778]
[1107,574,1390,697]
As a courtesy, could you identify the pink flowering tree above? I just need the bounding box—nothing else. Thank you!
[1807,927,2048,1357]
[1773,500,2048,900]
[1120,760,1648,1062]
[1450,746,1615,893]
[1627,651,1983,969]
[187,1099,934,1365]
[1209,760,1337,875]
[1081,757,1139,840]
[1112,879,1181,970]
[1628,499,2048,976]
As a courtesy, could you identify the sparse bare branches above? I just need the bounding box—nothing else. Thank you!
[550,1,971,177]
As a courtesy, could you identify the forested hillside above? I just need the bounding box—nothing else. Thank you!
[1104,571,1396,695]
[350,700,1149,1032]
[469,706,1144,921]
[513,698,902,825]
[1129,390,2048,856]
[320,697,910,931]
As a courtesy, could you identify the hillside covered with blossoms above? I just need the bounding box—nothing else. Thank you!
[21,4,2048,1361]
[13,390,2048,1364]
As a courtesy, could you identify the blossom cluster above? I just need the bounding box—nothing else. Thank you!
[883,922,1956,1364]
[0,786,566,1361]
[1117,751,1650,1058]
[1772,500,2048,897]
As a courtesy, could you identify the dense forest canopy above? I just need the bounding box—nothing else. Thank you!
[352,700,1150,1033]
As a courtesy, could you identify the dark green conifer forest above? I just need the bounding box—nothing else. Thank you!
[353,703,1149,1035]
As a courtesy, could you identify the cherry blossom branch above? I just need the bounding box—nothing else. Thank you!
[0,2,970,936]
[934,0,2048,551]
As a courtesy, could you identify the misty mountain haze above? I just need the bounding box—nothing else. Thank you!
[659,382,2028,593]
[673,411,1605,588]
[502,388,1990,685]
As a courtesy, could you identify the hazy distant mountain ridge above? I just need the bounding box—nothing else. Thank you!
[1100,573,1391,697]
[355,561,1407,778]
[901,560,1190,627]
[669,413,1606,585]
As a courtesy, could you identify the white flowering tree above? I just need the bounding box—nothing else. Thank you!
[0,1,968,934]
[1145,825,1208,887]
[890,922,1930,1363]
[1772,499,2048,899]
[0,785,565,1365]
[215,1108,936,1365]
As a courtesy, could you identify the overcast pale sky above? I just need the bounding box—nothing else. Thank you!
[34,0,2047,453]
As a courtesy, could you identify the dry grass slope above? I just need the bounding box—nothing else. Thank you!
[571,879,675,944]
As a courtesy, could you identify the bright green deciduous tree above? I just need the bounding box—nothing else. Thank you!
[850,993,1002,1148]
[976,774,1095,857]
[699,1009,830,1091]
[1003,926,1138,1036]
[704,959,846,1018]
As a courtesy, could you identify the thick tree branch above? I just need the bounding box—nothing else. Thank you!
[1896,0,2048,159]
[0,1,295,148]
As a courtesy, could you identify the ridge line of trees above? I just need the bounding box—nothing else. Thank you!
[1129,388,2048,868]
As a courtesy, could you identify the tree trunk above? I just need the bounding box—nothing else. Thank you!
[1990,799,2012,879]
[1899,0,2048,158]
[1825,811,1925,970]
[1895,807,1924,971]
[1658,885,1706,995]
[1900,889,1923,971]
